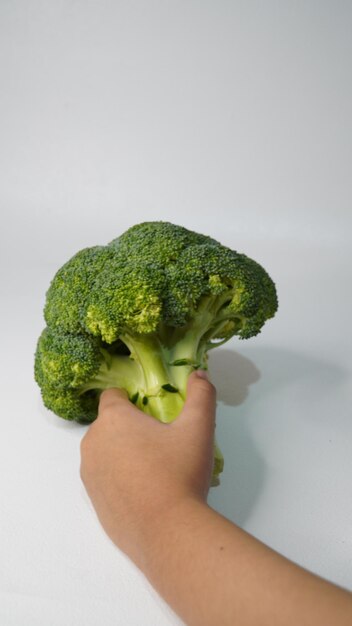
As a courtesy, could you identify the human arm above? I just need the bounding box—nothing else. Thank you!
[80,371,352,626]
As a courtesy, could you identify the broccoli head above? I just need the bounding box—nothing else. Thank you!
[35,221,278,485]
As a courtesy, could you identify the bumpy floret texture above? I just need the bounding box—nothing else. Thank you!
[35,222,278,484]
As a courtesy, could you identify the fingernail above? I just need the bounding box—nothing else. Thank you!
[195,369,209,380]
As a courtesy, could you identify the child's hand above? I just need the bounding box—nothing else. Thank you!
[80,371,216,565]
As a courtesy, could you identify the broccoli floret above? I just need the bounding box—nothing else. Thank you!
[35,221,278,485]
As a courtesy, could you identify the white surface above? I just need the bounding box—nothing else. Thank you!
[1,2,352,625]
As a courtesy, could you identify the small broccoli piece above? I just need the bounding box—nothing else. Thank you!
[35,222,278,485]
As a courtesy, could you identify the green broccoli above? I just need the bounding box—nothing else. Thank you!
[35,221,278,485]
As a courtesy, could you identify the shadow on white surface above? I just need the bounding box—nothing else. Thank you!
[210,347,261,406]
[208,347,348,526]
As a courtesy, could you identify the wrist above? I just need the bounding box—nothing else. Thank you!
[135,494,209,572]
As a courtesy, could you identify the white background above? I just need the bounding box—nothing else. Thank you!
[1,2,351,625]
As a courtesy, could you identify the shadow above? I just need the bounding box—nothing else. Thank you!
[207,346,347,526]
[207,348,265,526]
[209,348,261,406]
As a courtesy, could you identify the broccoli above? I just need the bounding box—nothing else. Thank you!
[35,221,278,485]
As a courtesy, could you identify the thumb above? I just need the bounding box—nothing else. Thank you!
[176,370,216,435]
[98,387,135,418]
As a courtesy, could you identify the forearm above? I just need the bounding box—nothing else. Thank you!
[80,379,352,626]
[137,498,352,626]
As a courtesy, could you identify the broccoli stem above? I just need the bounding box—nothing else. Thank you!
[120,333,185,423]
[212,439,224,486]
[78,354,142,396]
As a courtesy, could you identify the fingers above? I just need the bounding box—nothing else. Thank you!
[97,388,159,428]
[98,388,135,418]
[184,370,217,418]
[97,372,216,434]
[176,370,216,434]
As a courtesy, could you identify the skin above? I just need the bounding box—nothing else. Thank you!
[80,371,352,626]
